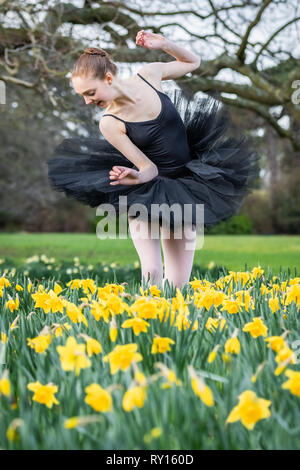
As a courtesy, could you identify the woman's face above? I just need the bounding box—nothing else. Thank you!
[72,73,114,108]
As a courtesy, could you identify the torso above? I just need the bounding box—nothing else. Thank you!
[101,71,165,125]
[100,71,192,175]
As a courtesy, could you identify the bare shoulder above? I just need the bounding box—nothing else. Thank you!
[137,62,165,90]
[138,62,163,80]
[99,115,126,136]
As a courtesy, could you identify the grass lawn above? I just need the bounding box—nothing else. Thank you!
[0,233,299,273]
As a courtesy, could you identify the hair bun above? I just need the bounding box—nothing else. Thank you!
[84,47,106,57]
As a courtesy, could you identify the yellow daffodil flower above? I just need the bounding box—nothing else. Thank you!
[226,390,271,430]
[27,381,59,408]
[56,336,91,376]
[84,383,113,412]
[103,343,143,375]
[151,336,175,354]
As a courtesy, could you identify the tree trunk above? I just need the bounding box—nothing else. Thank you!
[266,124,279,231]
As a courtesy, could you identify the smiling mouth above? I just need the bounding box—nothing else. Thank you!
[96,101,106,107]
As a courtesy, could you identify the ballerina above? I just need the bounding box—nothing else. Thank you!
[47,30,260,291]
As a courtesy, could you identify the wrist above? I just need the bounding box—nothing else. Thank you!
[162,38,173,50]
[138,166,159,184]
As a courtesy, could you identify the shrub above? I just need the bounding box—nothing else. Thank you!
[205,213,253,235]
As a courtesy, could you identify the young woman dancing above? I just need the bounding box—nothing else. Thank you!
[47,30,259,291]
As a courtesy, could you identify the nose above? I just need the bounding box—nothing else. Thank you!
[84,97,94,105]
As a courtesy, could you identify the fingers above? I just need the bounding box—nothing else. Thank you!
[113,166,122,174]
[117,169,131,179]
[109,167,130,181]
[109,166,122,179]
[136,30,146,45]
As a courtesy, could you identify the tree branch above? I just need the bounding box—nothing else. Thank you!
[236,0,273,63]
[220,94,300,150]
[252,16,300,68]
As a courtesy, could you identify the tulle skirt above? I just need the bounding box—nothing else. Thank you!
[46,90,260,233]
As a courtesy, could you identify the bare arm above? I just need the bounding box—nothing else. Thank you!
[137,31,201,81]
[99,117,158,185]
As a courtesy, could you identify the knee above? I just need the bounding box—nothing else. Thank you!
[164,271,190,289]
[141,264,163,280]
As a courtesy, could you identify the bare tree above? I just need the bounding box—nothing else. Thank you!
[0,0,299,149]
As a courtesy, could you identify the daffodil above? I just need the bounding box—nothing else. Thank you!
[226,390,271,430]
[86,337,102,357]
[121,317,150,336]
[79,334,103,357]
[205,316,226,333]
[103,343,143,375]
[285,284,300,307]
[191,377,214,406]
[264,336,285,352]
[27,381,59,408]
[84,383,113,412]
[251,266,264,279]
[122,386,147,412]
[1,332,8,343]
[151,427,162,438]
[222,352,232,363]
[130,297,158,319]
[27,334,52,353]
[5,296,19,312]
[149,285,161,297]
[56,336,91,376]
[53,323,71,337]
[134,368,147,386]
[6,419,23,442]
[242,317,268,338]
[64,415,102,429]
[156,363,182,388]
[274,346,296,375]
[81,279,97,295]
[109,318,118,342]
[0,371,10,396]
[225,337,241,354]
[188,365,214,406]
[62,300,88,326]
[151,336,175,354]
[207,349,217,363]
[269,296,280,313]
[281,369,300,397]
[220,298,241,314]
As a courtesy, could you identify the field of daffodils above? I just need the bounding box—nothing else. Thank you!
[0,266,300,449]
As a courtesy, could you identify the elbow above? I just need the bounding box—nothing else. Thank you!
[138,164,159,184]
[194,57,201,69]
[145,163,158,176]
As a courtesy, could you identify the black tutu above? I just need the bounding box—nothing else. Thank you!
[46,90,260,232]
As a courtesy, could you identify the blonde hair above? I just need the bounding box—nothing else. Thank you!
[71,47,118,80]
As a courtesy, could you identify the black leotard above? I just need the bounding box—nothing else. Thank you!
[101,73,192,177]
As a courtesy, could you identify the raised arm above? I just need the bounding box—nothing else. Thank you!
[99,116,158,186]
[136,30,201,81]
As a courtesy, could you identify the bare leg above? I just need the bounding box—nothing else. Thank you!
[128,216,163,289]
[160,223,197,290]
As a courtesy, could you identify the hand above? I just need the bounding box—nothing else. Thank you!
[109,166,140,186]
[136,30,167,50]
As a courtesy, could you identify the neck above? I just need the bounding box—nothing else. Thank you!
[108,76,138,110]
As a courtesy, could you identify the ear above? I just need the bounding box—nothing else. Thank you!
[105,71,113,84]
